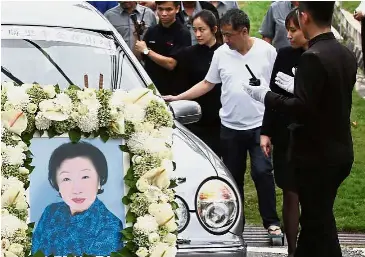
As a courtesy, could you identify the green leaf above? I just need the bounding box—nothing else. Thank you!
[83,132,91,138]
[93,130,100,138]
[110,252,123,257]
[171,201,179,210]
[119,145,129,152]
[122,196,131,205]
[54,84,61,94]
[22,132,34,143]
[177,177,186,184]
[121,227,134,241]
[25,150,33,157]
[124,167,136,188]
[68,85,81,91]
[33,251,45,257]
[126,209,137,223]
[169,179,178,189]
[68,129,81,143]
[28,222,35,229]
[125,241,137,251]
[99,127,109,142]
[147,83,158,95]
[47,127,57,138]
[39,130,44,137]
[120,246,134,257]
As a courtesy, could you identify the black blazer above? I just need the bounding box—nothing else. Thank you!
[265,32,357,165]
[261,46,304,148]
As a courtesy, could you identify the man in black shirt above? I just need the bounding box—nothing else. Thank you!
[242,2,357,257]
[135,1,191,95]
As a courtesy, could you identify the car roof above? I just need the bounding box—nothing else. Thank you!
[1,1,112,32]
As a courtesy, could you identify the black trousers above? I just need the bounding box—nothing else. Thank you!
[294,161,352,257]
[220,125,280,229]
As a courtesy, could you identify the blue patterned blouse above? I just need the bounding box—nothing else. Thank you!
[32,198,123,256]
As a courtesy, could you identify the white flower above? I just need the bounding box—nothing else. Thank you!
[18,167,29,175]
[1,177,27,210]
[164,247,177,257]
[140,167,170,190]
[1,81,14,91]
[55,93,73,114]
[76,110,99,133]
[165,219,178,233]
[1,239,10,251]
[21,83,34,92]
[7,244,23,256]
[161,159,174,174]
[10,135,21,141]
[1,214,28,238]
[163,233,177,246]
[148,232,160,244]
[144,186,164,203]
[3,102,15,111]
[133,215,159,233]
[38,99,68,121]
[4,251,17,257]
[136,178,150,193]
[35,112,52,130]
[124,104,146,124]
[148,203,174,226]
[2,144,26,166]
[150,243,169,257]
[77,104,89,115]
[136,247,149,257]
[26,103,37,114]
[44,85,56,98]
[132,155,143,164]
[134,122,155,133]
[1,110,28,136]
[17,141,28,151]
[6,85,30,110]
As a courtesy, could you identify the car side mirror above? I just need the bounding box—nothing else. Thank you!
[169,100,201,125]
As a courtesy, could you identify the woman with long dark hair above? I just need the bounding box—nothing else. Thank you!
[175,10,223,157]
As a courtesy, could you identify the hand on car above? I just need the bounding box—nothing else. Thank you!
[135,40,147,53]
[260,135,272,158]
[162,95,179,102]
[275,71,294,94]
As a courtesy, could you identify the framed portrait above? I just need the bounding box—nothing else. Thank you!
[29,136,128,256]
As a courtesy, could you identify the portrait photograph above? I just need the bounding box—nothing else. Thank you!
[29,137,126,256]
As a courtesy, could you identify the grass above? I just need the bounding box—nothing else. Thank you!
[238,1,365,232]
[341,1,360,13]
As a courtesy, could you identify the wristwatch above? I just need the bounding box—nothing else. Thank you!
[143,48,150,55]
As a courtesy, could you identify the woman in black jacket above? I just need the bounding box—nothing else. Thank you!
[260,9,308,257]
[175,10,222,157]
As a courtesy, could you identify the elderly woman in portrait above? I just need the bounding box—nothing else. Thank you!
[31,141,123,256]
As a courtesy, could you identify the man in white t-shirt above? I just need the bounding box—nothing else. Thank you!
[163,9,281,234]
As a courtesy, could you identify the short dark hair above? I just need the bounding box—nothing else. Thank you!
[299,1,334,27]
[220,9,250,32]
[285,8,300,30]
[192,10,218,33]
[156,1,180,8]
[48,141,108,194]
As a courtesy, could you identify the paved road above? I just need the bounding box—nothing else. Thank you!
[247,247,365,257]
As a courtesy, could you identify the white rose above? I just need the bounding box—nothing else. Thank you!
[77,90,87,100]
[1,239,10,250]
[150,243,169,257]
[132,155,143,164]
[44,85,56,98]
[26,103,37,114]
[163,233,177,246]
[148,232,160,244]
[165,219,178,233]
[7,243,23,256]
[134,215,159,233]
[17,141,28,151]
[136,178,150,193]
[164,247,177,257]
[148,203,174,226]
[136,247,149,257]
[18,167,29,175]
[4,251,17,257]
[3,102,15,111]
